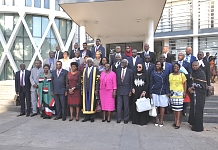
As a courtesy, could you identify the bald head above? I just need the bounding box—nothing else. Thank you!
[144,43,150,52]
[115,46,121,53]
[178,53,185,61]
[186,47,192,55]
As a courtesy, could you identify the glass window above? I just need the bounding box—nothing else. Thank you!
[33,16,41,37]
[24,38,33,60]
[33,37,41,46]
[51,38,58,51]
[25,0,32,7]
[50,27,56,38]
[0,14,4,34]
[60,19,67,41]
[12,37,24,61]
[4,0,13,6]
[34,0,41,8]
[14,15,23,36]
[0,42,3,59]
[67,20,72,37]
[42,17,49,37]
[54,18,60,30]
[55,0,60,11]
[4,60,14,80]
[41,38,51,59]
[25,15,33,36]
[199,36,218,56]
[44,0,50,9]
[4,14,14,36]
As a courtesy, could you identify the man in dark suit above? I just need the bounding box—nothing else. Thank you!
[80,42,92,58]
[91,38,105,59]
[15,63,31,117]
[197,51,210,86]
[116,59,133,124]
[159,54,172,76]
[110,46,127,65]
[162,46,175,63]
[184,47,197,64]
[51,61,68,121]
[54,46,63,60]
[140,43,156,64]
[203,52,210,62]
[112,55,122,73]
[127,49,143,72]
[69,43,80,59]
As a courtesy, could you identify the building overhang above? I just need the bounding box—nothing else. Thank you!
[59,0,166,44]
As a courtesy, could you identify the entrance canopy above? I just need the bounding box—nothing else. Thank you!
[59,0,166,44]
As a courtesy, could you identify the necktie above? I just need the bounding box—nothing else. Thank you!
[56,52,58,59]
[57,70,60,77]
[76,59,80,66]
[146,64,148,70]
[20,71,24,86]
[133,58,135,66]
[185,56,188,62]
[121,69,125,82]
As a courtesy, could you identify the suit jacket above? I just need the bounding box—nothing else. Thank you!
[91,45,105,59]
[43,58,57,71]
[166,53,175,64]
[110,53,127,65]
[185,55,197,64]
[199,60,210,86]
[116,68,133,96]
[51,69,68,94]
[15,70,31,93]
[69,48,80,59]
[71,57,84,67]
[30,67,44,91]
[139,51,156,64]
[54,51,63,60]
[143,62,155,76]
[80,49,92,58]
[164,62,173,76]
[127,56,143,72]
[203,56,210,62]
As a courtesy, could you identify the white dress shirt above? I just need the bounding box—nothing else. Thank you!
[55,51,60,60]
[178,60,183,66]
[95,45,100,52]
[144,51,149,55]
[198,59,205,67]
[132,57,137,66]
[163,62,166,70]
[20,70,25,86]
[185,55,191,63]
[163,52,168,58]
[87,66,93,78]
[121,68,127,78]
[145,62,150,70]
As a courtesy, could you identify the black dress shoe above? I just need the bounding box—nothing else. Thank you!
[17,113,25,117]
[54,117,60,120]
[124,121,128,124]
[102,119,106,122]
[82,118,88,122]
[107,120,111,123]
[91,119,95,122]
[117,120,121,123]
[30,113,37,117]
[62,118,66,121]
[26,114,30,117]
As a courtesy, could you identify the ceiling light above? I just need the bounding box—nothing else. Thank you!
[136,19,141,22]
[104,36,108,38]
[93,21,98,24]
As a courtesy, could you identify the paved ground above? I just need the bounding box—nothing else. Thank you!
[0,111,218,150]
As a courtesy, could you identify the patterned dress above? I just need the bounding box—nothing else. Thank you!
[67,71,81,107]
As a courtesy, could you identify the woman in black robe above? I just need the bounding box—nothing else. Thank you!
[188,61,207,132]
[131,63,149,125]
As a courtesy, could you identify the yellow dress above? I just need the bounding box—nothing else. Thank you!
[169,73,187,111]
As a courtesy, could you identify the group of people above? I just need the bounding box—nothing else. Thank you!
[15,39,210,132]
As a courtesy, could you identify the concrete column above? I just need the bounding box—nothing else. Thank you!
[41,0,44,8]
[163,39,169,47]
[50,0,55,10]
[192,0,198,56]
[144,19,154,52]
[31,0,34,7]
[79,21,86,49]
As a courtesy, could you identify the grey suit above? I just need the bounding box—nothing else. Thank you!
[43,58,57,71]
[30,67,43,114]
[71,57,84,67]
[51,69,68,119]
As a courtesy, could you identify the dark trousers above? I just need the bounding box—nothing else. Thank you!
[54,94,66,118]
[117,95,129,121]
[19,87,31,114]
[84,114,95,119]
[183,103,188,113]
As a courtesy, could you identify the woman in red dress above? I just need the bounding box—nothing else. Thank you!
[67,62,81,121]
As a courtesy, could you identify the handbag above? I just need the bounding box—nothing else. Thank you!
[96,100,102,112]
[135,97,151,112]
[183,92,191,103]
[149,99,157,117]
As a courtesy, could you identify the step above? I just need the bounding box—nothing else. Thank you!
[0,105,20,113]
[206,96,218,101]
[203,114,218,123]
[0,100,15,106]
[204,107,218,113]
[0,91,16,94]
[204,101,218,107]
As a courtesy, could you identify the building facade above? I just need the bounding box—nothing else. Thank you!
[0,0,218,80]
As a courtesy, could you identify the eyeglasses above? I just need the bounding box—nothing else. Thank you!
[137,66,142,68]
